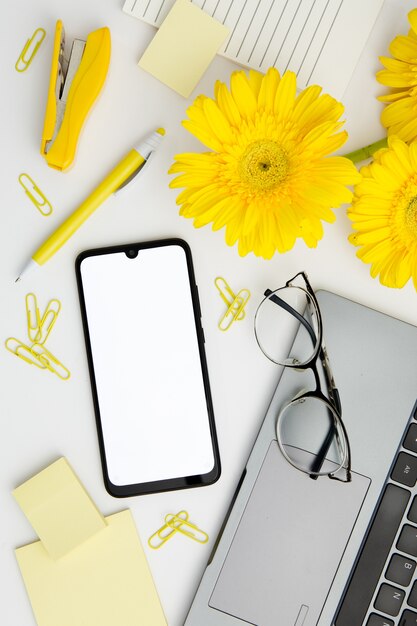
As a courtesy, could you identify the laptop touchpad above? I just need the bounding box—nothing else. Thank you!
[209,441,370,626]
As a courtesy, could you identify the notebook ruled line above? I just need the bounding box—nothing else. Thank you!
[306,0,343,85]
[247,0,276,64]
[154,0,167,22]
[296,0,330,78]
[236,1,262,58]
[224,0,250,53]
[283,0,317,73]
[273,0,304,68]
[259,0,290,67]
[220,0,234,25]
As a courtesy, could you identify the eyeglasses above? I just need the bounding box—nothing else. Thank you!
[254,272,351,483]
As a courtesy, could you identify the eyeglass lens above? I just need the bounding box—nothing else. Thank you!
[277,394,347,476]
[255,286,320,366]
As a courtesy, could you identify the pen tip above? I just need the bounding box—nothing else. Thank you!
[157,128,166,136]
[15,276,21,283]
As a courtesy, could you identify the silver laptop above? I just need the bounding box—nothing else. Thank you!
[185,289,417,626]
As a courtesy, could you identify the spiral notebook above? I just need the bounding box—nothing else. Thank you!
[123,0,384,99]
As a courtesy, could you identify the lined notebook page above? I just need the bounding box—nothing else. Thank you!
[124,0,384,99]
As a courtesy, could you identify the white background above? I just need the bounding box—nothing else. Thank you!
[1,1,416,625]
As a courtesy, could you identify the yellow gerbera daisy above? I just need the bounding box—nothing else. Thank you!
[377,8,417,142]
[348,136,417,289]
[169,68,360,259]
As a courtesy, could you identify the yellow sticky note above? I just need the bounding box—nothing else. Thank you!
[16,510,167,626]
[138,0,229,97]
[13,458,106,559]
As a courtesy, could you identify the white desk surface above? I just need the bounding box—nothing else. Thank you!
[1,1,416,624]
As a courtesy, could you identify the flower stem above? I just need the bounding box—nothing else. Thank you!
[343,137,388,163]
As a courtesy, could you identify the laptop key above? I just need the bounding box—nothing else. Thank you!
[385,553,416,586]
[335,484,410,626]
[374,583,405,616]
[404,424,417,454]
[399,609,417,625]
[391,453,417,487]
[408,497,417,524]
[408,581,417,609]
[397,525,417,557]
[366,614,394,626]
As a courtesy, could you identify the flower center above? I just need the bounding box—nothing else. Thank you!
[238,140,289,191]
[406,196,417,236]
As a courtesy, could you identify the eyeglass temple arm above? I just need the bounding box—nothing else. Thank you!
[319,343,341,414]
[264,289,341,412]
[265,288,349,479]
[264,290,317,346]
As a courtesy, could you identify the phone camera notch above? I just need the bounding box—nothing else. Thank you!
[126,249,138,259]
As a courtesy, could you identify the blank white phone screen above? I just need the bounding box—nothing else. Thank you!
[80,244,215,486]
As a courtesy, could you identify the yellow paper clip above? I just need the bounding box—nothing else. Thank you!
[25,295,61,344]
[215,277,250,331]
[31,344,71,380]
[6,294,69,380]
[5,338,47,369]
[148,511,208,549]
[25,293,42,343]
[37,299,61,344]
[15,27,46,72]
[18,173,53,216]
[148,511,189,550]
[165,512,209,544]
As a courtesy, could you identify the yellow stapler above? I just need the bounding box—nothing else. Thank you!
[41,20,111,172]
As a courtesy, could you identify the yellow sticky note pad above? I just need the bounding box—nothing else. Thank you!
[13,458,105,559]
[16,510,167,626]
[14,458,167,626]
[138,0,229,97]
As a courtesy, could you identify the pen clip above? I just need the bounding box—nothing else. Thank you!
[114,159,149,193]
[115,129,165,193]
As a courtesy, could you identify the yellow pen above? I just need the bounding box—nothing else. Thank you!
[16,128,165,281]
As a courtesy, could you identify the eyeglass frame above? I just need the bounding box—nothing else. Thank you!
[254,271,352,483]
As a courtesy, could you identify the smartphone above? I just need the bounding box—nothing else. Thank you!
[76,238,220,497]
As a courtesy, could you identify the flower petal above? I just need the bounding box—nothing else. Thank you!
[230,70,258,119]
[273,71,297,119]
[203,98,235,145]
[215,81,241,127]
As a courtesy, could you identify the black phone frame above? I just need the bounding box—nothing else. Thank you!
[76,238,221,497]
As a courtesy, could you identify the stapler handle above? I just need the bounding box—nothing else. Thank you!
[41,20,63,160]
[42,24,111,171]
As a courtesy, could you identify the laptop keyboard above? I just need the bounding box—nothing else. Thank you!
[336,418,417,626]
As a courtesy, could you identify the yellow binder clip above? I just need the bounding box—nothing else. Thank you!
[15,27,46,72]
[215,277,251,331]
[148,511,208,550]
[18,173,53,216]
[41,20,111,171]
